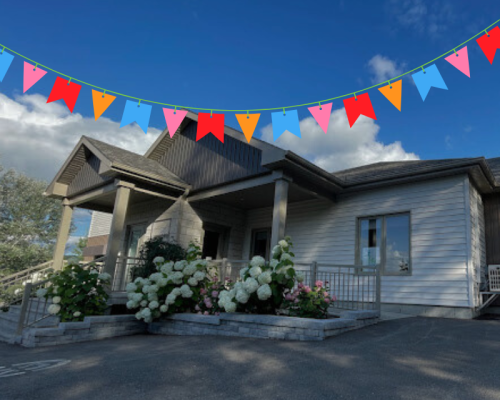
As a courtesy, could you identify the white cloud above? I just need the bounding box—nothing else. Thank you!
[260,108,419,172]
[367,55,406,84]
[0,93,162,181]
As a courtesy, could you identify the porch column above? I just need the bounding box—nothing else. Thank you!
[53,199,73,270]
[103,183,133,283]
[270,178,289,249]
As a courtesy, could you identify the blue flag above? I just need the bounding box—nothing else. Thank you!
[271,109,301,141]
[120,100,152,134]
[412,64,448,101]
[0,51,14,82]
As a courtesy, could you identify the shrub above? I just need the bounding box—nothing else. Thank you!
[126,242,218,322]
[282,280,335,319]
[37,264,111,322]
[131,237,186,281]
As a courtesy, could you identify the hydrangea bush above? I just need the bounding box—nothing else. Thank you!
[218,237,304,315]
[126,242,218,322]
[37,264,111,322]
[282,280,335,319]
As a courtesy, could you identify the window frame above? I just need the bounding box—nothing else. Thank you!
[355,212,412,276]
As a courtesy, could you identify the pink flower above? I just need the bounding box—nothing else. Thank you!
[303,286,312,293]
[331,295,337,301]
[195,305,201,311]
[200,288,207,295]
[197,311,202,315]
[298,283,304,289]
[212,291,219,298]
[212,277,218,282]
[285,294,293,301]
[204,311,209,315]
[294,298,299,303]
[206,302,213,309]
[324,298,330,304]
[315,280,323,288]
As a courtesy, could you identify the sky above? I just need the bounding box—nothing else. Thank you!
[1,0,500,250]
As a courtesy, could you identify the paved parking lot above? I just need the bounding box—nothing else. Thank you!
[1,317,499,400]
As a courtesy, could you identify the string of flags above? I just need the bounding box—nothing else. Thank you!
[1,22,500,145]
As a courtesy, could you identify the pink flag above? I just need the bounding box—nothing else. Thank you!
[23,62,47,92]
[445,47,470,77]
[307,102,332,134]
[162,108,188,138]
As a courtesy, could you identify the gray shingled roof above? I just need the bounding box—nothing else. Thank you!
[331,158,488,186]
[84,136,189,189]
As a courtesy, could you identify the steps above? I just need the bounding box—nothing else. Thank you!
[0,300,59,344]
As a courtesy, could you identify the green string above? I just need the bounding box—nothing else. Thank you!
[0,18,498,112]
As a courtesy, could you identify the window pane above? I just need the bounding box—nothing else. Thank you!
[359,218,381,266]
[385,215,410,274]
[252,230,269,259]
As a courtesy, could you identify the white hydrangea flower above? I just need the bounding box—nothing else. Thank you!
[174,260,188,271]
[132,293,143,303]
[171,271,184,284]
[187,277,198,286]
[157,277,169,287]
[180,284,193,298]
[149,272,162,282]
[141,308,152,318]
[243,277,259,294]
[250,256,266,268]
[140,300,148,307]
[235,289,250,304]
[126,300,138,309]
[239,267,249,279]
[257,284,272,301]
[148,284,159,293]
[98,272,111,281]
[160,262,174,275]
[278,239,288,248]
[224,301,237,313]
[270,259,279,269]
[171,288,181,296]
[135,311,142,320]
[166,293,177,305]
[182,263,197,276]
[149,301,159,310]
[52,296,61,304]
[48,304,61,315]
[234,282,243,292]
[160,305,168,313]
[36,288,47,298]
[142,285,150,294]
[272,245,282,258]
[296,272,305,283]
[127,292,135,300]
[147,293,158,301]
[89,270,99,275]
[193,271,205,281]
[258,271,272,285]
[280,253,292,262]
[73,311,81,317]
[126,283,137,292]
[249,266,262,278]
[153,256,165,265]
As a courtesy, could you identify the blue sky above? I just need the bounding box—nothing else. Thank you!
[1,0,500,250]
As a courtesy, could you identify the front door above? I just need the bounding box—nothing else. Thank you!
[123,224,146,286]
[202,224,229,259]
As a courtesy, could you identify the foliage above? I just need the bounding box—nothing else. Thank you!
[131,237,186,281]
[0,162,66,276]
[125,243,218,322]
[282,281,334,319]
[218,237,300,315]
[195,279,229,316]
[37,264,111,322]
[67,237,88,264]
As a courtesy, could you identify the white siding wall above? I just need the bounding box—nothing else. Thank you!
[88,211,112,237]
[469,181,487,307]
[244,175,472,308]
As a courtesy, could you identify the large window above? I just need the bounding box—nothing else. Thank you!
[251,228,271,259]
[357,213,411,275]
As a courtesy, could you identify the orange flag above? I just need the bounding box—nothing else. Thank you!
[92,90,116,120]
[235,113,260,143]
[378,79,402,111]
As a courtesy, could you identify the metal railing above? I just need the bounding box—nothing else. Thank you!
[15,257,106,335]
[112,256,144,292]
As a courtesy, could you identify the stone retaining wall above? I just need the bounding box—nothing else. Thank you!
[20,315,146,348]
[148,310,379,341]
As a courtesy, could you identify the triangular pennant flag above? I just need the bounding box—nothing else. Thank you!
[445,47,470,77]
[163,108,188,138]
[235,113,260,142]
[23,62,47,92]
[271,110,301,141]
[378,80,402,111]
[46,77,82,113]
[411,64,448,101]
[0,50,14,82]
[197,112,225,142]
[92,90,116,120]
[476,26,500,64]
[307,103,332,133]
[120,100,152,134]
[343,93,377,127]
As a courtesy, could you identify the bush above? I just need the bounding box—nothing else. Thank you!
[37,264,111,322]
[131,237,186,281]
[282,281,334,319]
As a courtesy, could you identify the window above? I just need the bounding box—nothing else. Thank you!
[357,213,411,275]
[251,228,271,259]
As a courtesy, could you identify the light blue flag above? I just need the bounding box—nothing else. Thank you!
[0,51,14,82]
[120,100,152,134]
[412,64,448,101]
[271,109,301,141]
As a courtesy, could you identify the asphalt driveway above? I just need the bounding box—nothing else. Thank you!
[1,317,499,400]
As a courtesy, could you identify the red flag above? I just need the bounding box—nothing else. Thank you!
[476,26,500,64]
[343,93,377,128]
[47,77,82,113]
[196,112,225,142]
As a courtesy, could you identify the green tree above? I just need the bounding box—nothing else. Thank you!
[67,237,88,264]
[0,162,66,276]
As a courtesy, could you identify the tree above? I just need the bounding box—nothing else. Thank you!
[0,162,67,276]
[67,237,88,264]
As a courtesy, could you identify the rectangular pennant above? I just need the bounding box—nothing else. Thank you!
[197,112,225,142]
